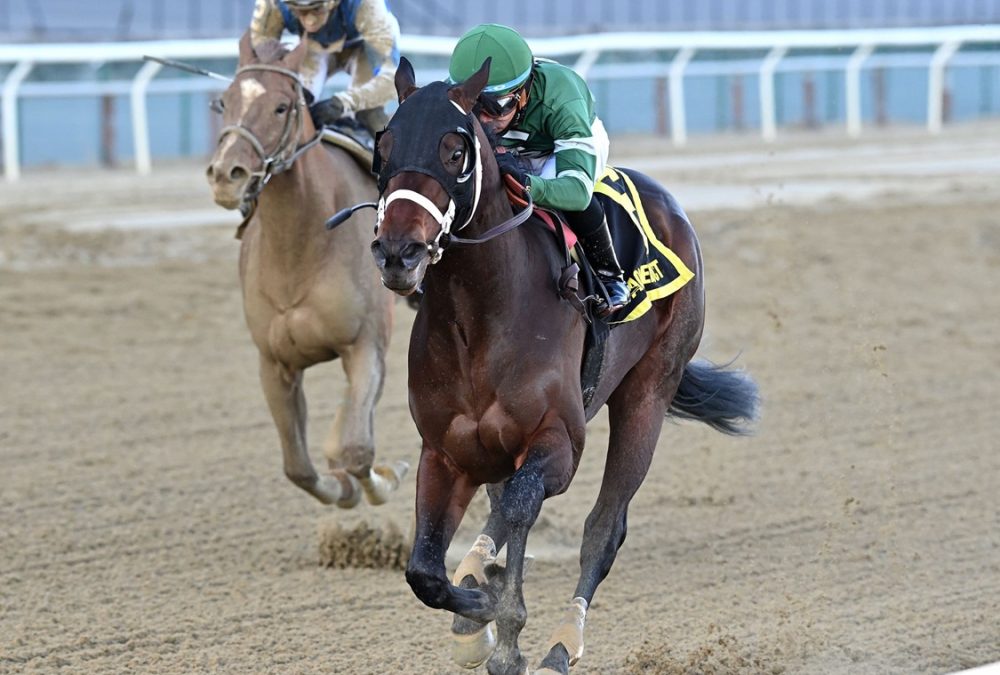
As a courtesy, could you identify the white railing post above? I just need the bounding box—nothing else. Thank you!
[668,47,695,147]
[572,49,601,79]
[130,59,162,175]
[2,60,34,182]
[928,41,961,134]
[759,46,787,142]
[845,43,875,137]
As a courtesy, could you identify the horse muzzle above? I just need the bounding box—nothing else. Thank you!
[371,239,430,296]
[205,158,252,210]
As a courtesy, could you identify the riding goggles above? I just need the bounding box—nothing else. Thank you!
[477,91,521,118]
[287,0,336,11]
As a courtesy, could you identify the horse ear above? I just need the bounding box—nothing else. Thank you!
[395,56,418,102]
[284,37,308,72]
[449,57,491,113]
[238,29,256,65]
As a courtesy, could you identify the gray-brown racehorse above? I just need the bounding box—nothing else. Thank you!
[205,32,406,507]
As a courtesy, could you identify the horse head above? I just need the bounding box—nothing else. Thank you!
[205,31,315,210]
[369,57,501,295]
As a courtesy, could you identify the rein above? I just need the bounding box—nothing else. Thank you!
[444,187,534,246]
[324,183,534,258]
[217,64,323,203]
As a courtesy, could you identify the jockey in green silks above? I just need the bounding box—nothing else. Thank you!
[448,23,630,315]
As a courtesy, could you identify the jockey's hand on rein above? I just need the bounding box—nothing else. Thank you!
[494,151,529,189]
[308,96,345,128]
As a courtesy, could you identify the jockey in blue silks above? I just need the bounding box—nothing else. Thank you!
[250,0,400,135]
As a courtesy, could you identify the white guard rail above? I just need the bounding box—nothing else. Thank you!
[2,25,1000,180]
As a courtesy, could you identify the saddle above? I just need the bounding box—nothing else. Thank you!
[319,118,376,172]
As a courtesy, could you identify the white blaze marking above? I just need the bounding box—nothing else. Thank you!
[240,78,266,116]
[217,133,238,157]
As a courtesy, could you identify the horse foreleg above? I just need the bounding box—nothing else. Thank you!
[488,443,574,675]
[323,340,407,505]
[406,446,496,623]
[258,354,361,507]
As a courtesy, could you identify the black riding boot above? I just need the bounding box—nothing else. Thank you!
[356,107,389,137]
[579,221,630,316]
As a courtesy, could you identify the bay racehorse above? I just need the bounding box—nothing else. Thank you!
[205,32,406,508]
[367,58,759,674]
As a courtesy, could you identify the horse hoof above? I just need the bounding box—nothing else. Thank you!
[329,469,363,509]
[451,621,495,669]
[377,459,410,485]
[362,460,410,505]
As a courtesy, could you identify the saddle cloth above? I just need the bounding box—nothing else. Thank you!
[513,166,695,326]
[593,166,695,324]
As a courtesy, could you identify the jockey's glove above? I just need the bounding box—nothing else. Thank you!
[309,96,346,128]
[494,150,530,189]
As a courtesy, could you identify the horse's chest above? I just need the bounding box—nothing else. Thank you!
[438,403,525,476]
[246,301,344,367]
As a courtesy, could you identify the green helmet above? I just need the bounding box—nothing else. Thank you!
[448,24,533,95]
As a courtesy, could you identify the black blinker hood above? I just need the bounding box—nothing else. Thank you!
[371,81,479,229]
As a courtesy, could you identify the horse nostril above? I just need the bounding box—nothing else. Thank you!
[229,166,249,182]
[371,240,389,267]
[400,242,427,269]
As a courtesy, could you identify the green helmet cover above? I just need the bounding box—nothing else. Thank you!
[449,24,533,95]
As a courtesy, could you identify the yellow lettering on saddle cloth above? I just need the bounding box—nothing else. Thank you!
[629,260,665,291]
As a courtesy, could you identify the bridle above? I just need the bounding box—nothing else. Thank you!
[373,100,486,263]
[216,64,323,203]
[325,90,533,263]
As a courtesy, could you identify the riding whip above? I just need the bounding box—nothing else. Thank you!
[325,202,377,231]
[141,55,233,83]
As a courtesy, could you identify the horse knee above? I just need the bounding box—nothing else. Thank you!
[499,469,546,528]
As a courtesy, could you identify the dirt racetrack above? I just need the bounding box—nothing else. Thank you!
[2,124,999,675]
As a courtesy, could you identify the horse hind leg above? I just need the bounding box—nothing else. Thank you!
[536,368,679,673]
[450,480,547,669]
[448,481,508,668]
[258,354,361,506]
[323,340,408,505]
[450,534,499,669]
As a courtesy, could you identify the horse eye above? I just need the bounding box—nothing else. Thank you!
[275,103,289,115]
[210,98,224,114]
[450,148,464,163]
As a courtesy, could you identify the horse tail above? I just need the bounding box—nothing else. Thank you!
[667,359,760,435]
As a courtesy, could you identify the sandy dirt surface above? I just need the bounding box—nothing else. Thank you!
[2,124,999,675]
